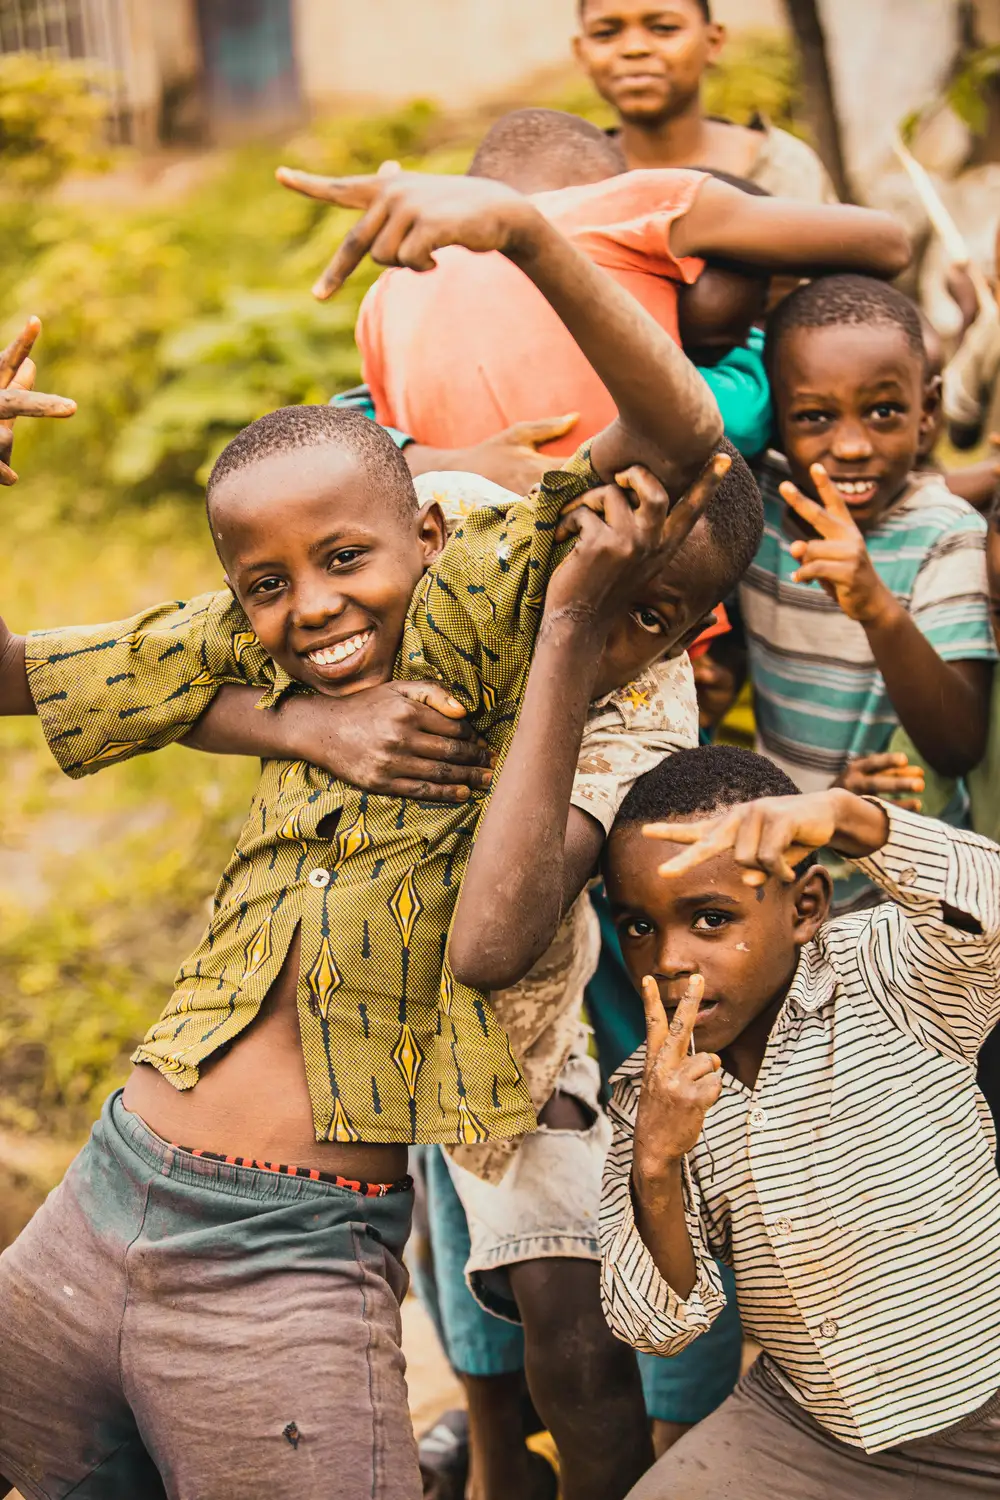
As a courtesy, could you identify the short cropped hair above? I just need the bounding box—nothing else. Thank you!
[580,0,712,19]
[696,439,764,600]
[468,108,625,190]
[615,744,800,828]
[765,273,925,379]
[206,405,417,519]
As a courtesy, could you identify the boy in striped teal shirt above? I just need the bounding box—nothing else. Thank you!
[740,275,996,909]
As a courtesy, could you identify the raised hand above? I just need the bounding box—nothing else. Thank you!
[276,160,535,298]
[0,316,75,484]
[633,973,723,1171]
[471,413,580,493]
[780,463,896,626]
[834,751,924,813]
[645,788,890,887]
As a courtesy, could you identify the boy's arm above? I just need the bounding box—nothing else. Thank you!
[599,977,728,1356]
[649,791,1000,1059]
[782,465,994,777]
[447,459,724,991]
[670,178,911,279]
[184,680,494,803]
[278,165,723,497]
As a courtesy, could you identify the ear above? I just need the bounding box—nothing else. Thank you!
[572,33,586,64]
[790,864,831,946]
[918,373,943,455]
[665,609,717,659]
[705,22,727,65]
[415,500,447,565]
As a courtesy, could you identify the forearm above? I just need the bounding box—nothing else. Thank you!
[631,1159,698,1299]
[405,443,468,477]
[183,686,290,759]
[944,460,999,512]
[0,623,33,715]
[865,602,989,775]
[448,611,604,989]
[506,213,722,493]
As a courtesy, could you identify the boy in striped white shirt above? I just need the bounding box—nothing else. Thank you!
[600,744,1000,1497]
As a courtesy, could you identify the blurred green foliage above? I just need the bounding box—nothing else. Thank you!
[0,50,108,189]
[0,35,797,1153]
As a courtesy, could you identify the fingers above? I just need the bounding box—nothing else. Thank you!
[312,197,391,299]
[807,463,856,527]
[846,752,909,774]
[385,779,473,804]
[391,680,469,722]
[790,560,855,588]
[554,489,607,542]
[0,389,75,420]
[855,773,925,795]
[779,479,836,539]
[660,451,731,557]
[0,316,40,389]
[640,974,671,1078]
[394,221,440,273]
[389,757,493,790]
[665,973,704,1059]
[685,1051,723,1082]
[502,414,579,449]
[275,166,381,208]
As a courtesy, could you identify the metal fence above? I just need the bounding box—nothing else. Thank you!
[0,0,135,140]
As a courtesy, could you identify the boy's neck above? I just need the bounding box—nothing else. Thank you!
[720,986,787,1091]
[616,95,711,169]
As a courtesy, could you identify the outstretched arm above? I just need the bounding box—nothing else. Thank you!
[278,165,723,497]
[671,177,911,279]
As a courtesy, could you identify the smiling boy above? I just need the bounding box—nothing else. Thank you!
[599,744,1000,1495]
[740,273,997,908]
[0,169,744,1500]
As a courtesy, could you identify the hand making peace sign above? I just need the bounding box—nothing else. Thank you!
[780,463,897,628]
[634,973,724,1169]
[0,316,76,485]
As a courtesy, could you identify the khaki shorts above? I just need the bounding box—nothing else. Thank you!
[444,1043,611,1321]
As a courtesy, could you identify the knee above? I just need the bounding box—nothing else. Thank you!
[513,1261,639,1402]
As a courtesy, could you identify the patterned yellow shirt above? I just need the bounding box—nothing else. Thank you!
[25,449,618,1147]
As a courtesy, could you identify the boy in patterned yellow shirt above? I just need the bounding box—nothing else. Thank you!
[0,170,760,1500]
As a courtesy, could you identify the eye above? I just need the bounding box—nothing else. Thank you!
[248,574,285,599]
[329,546,366,570]
[651,22,682,33]
[621,916,655,940]
[790,408,832,427]
[869,402,905,422]
[692,910,733,933]
[630,606,666,635]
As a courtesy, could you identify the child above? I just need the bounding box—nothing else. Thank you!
[598,744,1000,1496]
[741,274,997,909]
[572,0,838,202]
[0,169,744,1500]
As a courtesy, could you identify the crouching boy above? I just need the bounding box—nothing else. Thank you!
[600,744,1000,1496]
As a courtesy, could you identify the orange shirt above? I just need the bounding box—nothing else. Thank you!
[357,169,707,458]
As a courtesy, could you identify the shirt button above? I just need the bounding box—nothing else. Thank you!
[898,866,917,886]
[774,1217,794,1236]
[819,1318,839,1339]
[308,868,331,889]
[749,1108,767,1128]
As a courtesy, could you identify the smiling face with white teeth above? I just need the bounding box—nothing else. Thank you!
[211,443,447,697]
[774,323,938,533]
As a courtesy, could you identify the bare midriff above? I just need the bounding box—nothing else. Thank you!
[121,929,409,1182]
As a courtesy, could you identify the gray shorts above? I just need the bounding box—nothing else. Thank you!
[0,1091,420,1500]
[444,1047,611,1321]
[628,1354,1000,1499]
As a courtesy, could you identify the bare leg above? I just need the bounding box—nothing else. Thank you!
[461,1371,555,1500]
[651,1420,692,1457]
[510,1257,654,1500]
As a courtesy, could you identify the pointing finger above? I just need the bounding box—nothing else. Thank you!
[779,480,837,539]
[0,389,75,420]
[665,973,704,1060]
[0,316,40,389]
[660,451,730,557]
[809,463,857,527]
[641,975,671,1079]
[275,166,381,210]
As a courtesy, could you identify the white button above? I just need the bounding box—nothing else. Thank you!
[774,1217,793,1236]
[749,1108,767,1128]
[819,1318,839,1339]
[898,866,917,886]
[308,868,331,889]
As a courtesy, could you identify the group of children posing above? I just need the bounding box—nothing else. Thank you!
[3,4,1000,1499]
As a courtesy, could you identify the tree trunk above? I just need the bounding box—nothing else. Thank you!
[781,0,852,201]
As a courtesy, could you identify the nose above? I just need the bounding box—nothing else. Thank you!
[291,579,347,631]
[654,935,698,988]
[830,419,874,464]
[620,25,653,56]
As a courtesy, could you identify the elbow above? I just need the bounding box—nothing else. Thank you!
[448,924,556,993]
[880,220,913,280]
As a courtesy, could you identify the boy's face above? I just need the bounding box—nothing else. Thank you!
[774,323,935,533]
[211,445,446,697]
[574,3,724,125]
[591,520,721,698]
[605,815,830,1058]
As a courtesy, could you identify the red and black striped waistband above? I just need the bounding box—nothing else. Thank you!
[170,1142,412,1198]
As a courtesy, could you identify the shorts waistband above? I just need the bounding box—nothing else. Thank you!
[108,1092,412,1204]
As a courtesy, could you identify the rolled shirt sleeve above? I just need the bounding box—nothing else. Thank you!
[599,1062,728,1356]
[25,589,274,778]
[853,800,1000,1061]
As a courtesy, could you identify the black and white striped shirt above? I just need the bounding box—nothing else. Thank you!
[599,804,1000,1453]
